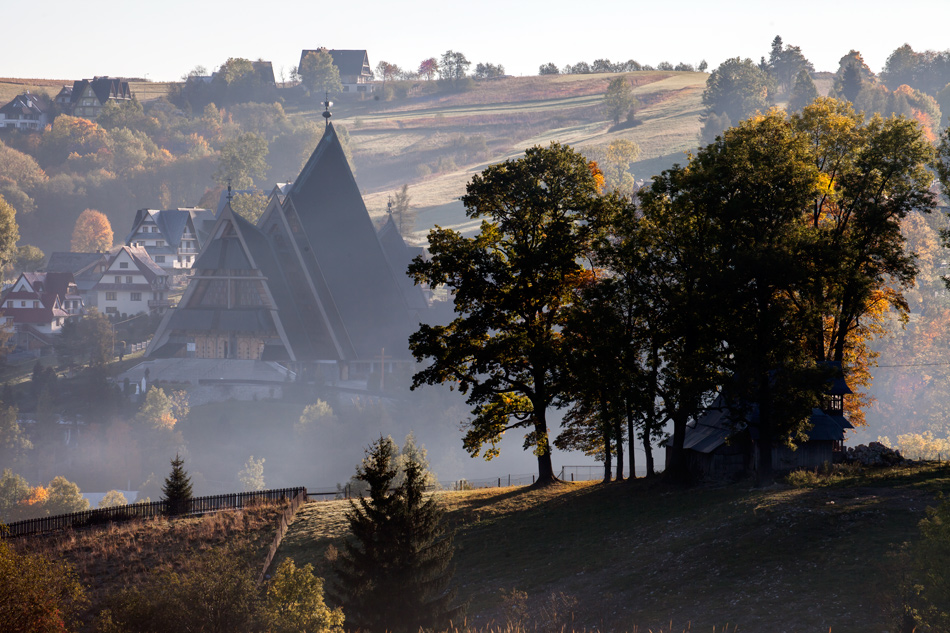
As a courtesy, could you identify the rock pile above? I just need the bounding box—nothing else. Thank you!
[844,442,906,467]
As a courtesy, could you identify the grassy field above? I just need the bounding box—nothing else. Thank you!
[17,462,950,631]
[275,463,950,632]
[307,72,708,236]
[0,77,71,104]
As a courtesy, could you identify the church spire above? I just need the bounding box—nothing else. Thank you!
[322,92,332,127]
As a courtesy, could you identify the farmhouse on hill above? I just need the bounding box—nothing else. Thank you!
[146,121,430,382]
[299,48,374,93]
[67,77,132,119]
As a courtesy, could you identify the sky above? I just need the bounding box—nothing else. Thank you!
[5,0,950,83]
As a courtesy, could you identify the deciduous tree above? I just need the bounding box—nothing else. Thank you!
[299,49,343,97]
[604,76,637,126]
[700,57,773,144]
[45,475,90,515]
[391,184,416,237]
[418,57,439,81]
[214,132,269,190]
[409,143,618,483]
[0,540,87,633]
[70,208,112,253]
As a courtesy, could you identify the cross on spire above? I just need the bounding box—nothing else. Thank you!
[322,92,333,127]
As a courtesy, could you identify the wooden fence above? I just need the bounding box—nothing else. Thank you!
[257,488,308,584]
[0,487,307,539]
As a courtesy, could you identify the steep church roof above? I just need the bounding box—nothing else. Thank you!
[148,122,424,363]
[281,123,418,359]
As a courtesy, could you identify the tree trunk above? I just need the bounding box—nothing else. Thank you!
[601,397,612,484]
[613,414,624,482]
[755,373,775,487]
[665,408,690,483]
[643,426,655,478]
[626,401,636,480]
[533,410,559,486]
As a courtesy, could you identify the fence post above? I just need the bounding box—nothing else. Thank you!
[508,474,510,487]
[532,475,535,484]
[498,477,500,488]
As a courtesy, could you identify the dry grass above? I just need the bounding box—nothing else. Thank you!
[321,72,707,235]
[16,502,287,623]
[273,464,950,632]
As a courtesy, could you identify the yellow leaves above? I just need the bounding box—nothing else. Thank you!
[70,208,113,253]
[21,485,48,507]
[588,161,606,194]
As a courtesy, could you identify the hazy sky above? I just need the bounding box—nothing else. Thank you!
[4,0,948,82]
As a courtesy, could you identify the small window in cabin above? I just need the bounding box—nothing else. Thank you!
[32,301,38,308]
[115,276,121,284]
[105,292,117,301]
[119,262,128,269]
[20,301,25,307]
[126,276,133,284]
[131,293,141,301]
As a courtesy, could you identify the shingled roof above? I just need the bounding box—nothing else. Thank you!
[148,121,426,363]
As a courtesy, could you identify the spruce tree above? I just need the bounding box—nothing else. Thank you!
[332,437,459,633]
[162,453,193,516]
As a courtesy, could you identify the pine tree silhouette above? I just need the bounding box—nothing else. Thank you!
[162,453,193,516]
[332,437,460,633]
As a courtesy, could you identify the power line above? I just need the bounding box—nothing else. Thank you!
[875,362,950,368]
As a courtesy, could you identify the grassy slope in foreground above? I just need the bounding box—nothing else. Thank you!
[277,463,950,633]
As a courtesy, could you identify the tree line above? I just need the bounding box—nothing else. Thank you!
[409,97,942,485]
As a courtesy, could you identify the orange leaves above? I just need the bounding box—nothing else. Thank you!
[70,208,113,253]
[588,161,606,194]
[21,485,48,507]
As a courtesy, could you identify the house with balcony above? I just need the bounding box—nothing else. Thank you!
[0,272,84,350]
[125,207,216,275]
[92,246,171,317]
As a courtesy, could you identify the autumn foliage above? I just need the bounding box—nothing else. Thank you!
[70,208,113,253]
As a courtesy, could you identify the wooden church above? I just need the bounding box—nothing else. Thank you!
[146,122,429,380]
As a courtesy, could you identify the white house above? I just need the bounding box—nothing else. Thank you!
[125,207,216,273]
[92,246,171,317]
[0,93,48,131]
[0,272,84,350]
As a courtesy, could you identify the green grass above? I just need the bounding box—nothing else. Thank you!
[274,463,950,632]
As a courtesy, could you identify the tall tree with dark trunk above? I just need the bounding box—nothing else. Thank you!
[410,144,617,484]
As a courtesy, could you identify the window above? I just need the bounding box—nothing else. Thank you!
[126,276,133,284]
[32,301,38,308]
[114,276,121,284]
[131,292,142,301]
[156,240,165,247]
[105,307,118,314]
[105,292,117,301]
[155,256,165,263]
[19,301,25,307]
[119,262,128,269]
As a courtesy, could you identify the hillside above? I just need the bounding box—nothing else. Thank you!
[276,464,950,632]
[16,463,950,631]
[290,72,707,235]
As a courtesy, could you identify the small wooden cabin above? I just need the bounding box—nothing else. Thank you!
[668,366,854,480]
